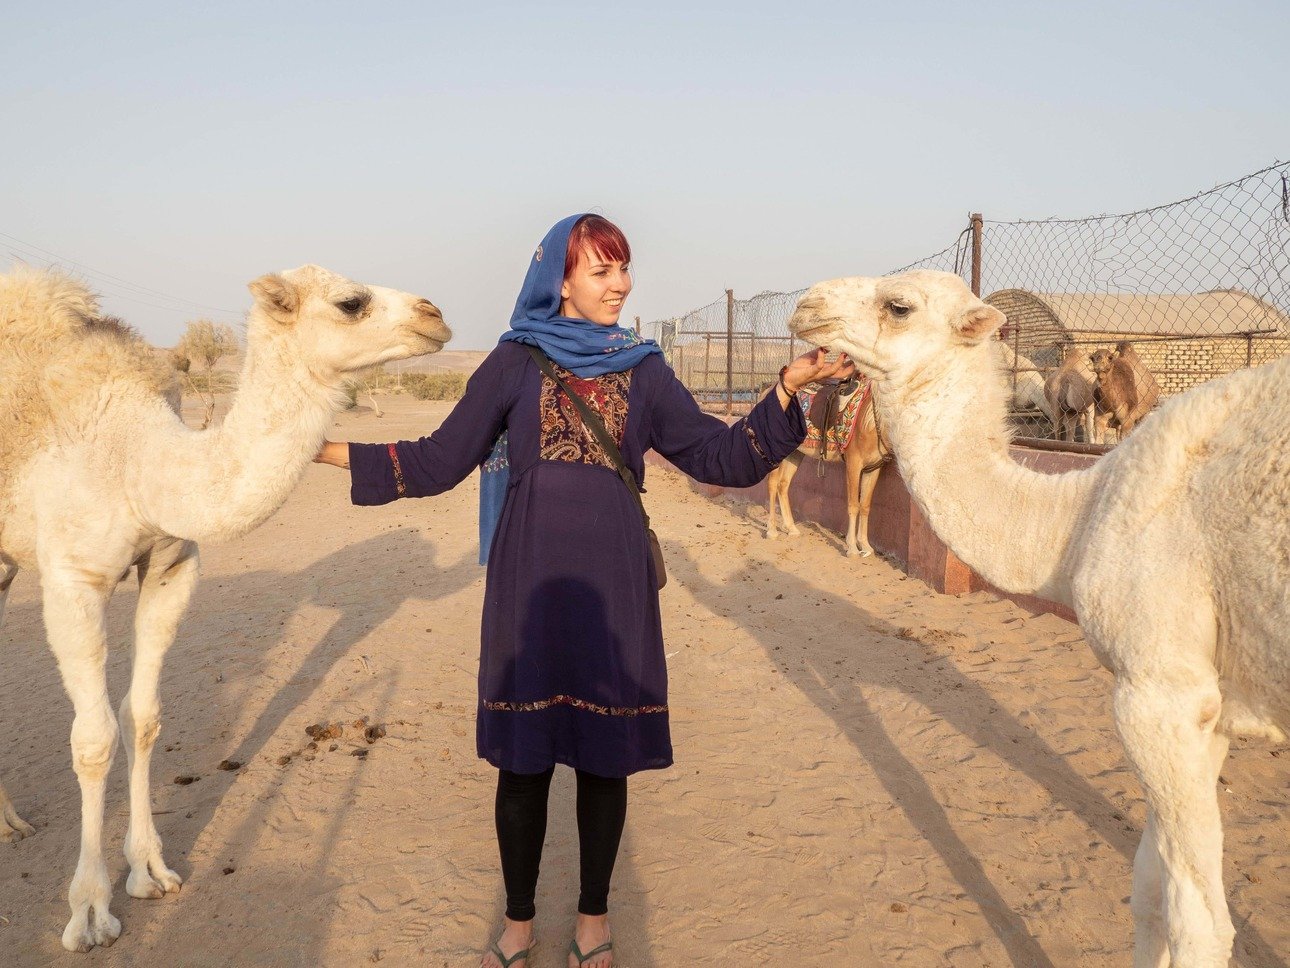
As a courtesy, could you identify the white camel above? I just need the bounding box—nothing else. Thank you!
[789,269,1287,968]
[0,264,449,952]
[996,340,1054,429]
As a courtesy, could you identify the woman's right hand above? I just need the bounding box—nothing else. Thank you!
[314,440,350,468]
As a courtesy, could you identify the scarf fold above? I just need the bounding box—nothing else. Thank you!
[478,214,663,565]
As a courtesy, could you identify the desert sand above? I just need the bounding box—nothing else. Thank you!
[1,394,1285,967]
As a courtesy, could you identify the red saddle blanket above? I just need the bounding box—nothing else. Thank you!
[796,379,871,453]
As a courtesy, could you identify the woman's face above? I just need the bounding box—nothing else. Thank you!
[560,244,632,326]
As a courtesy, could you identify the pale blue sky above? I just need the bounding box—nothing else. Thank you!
[3,0,1286,347]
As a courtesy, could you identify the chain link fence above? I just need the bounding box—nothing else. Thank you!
[646,162,1290,447]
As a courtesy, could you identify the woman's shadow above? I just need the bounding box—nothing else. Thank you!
[481,577,662,968]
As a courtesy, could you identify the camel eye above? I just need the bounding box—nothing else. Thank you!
[889,301,912,318]
[337,297,366,315]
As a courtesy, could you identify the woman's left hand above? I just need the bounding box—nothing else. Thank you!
[781,348,857,394]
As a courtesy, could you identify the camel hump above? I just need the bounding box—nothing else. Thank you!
[0,265,103,343]
[0,267,179,469]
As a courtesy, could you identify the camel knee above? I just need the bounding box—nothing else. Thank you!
[136,718,160,750]
[120,705,161,751]
[69,715,118,779]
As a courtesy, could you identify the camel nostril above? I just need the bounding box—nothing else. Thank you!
[796,296,826,312]
[415,300,442,319]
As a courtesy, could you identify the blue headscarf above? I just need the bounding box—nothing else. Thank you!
[479,214,663,564]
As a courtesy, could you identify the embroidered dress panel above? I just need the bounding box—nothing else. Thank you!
[387,443,407,496]
[539,363,631,468]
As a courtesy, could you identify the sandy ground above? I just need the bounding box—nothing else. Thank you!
[1,394,1286,968]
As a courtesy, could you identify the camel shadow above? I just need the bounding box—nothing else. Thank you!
[0,526,484,965]
[665,540,1286,968]
[162,525,482,854]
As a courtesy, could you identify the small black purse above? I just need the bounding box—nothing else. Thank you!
[526,346,667,590]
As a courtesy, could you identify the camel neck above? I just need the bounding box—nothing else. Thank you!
[877,347,1099,605]
[143,326,343,543]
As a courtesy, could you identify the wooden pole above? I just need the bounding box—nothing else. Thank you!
[726,289,735,416]
[970,212,984,297]
[703,334,712,395]
[633,315,641,336]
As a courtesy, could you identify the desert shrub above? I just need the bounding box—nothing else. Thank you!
[176,319,240,428]
[403,372,469,400]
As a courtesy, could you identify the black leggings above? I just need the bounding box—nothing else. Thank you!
[495,767,627,922]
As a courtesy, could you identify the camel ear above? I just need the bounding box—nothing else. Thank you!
[952,302,1005,343]
[248,274,299,323]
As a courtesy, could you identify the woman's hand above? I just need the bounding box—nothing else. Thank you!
[779,348,857,398]
[314,440,350,468]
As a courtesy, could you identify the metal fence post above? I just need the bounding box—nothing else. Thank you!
[726,288,735,416]
[634,315,640,336]
[970,213,984,297]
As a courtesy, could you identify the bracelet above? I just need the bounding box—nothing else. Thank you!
[778,365,796,397]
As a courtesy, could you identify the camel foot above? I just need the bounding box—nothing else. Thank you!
[784,526,801,537]
[846,546,873,559]
[62,901,121,952]
[765,529,778,541]
[126,859,182,899]
[1,805,36,842]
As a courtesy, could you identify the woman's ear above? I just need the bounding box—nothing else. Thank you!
[560,280,571,300]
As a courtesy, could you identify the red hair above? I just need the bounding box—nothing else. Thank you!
[564,215,631,279]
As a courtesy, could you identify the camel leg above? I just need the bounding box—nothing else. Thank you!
[1114,675,1234,967]
[0,563,36,842]
[41,568,122,951]
[842,445,864,556]
[765,465,782,539]
[854,465,882,558]
[121,540,197,900]
[1081,407,1095,445]
[0,779,34,842]
[1094,411,1113,446]
[1130,809,1169,968]
[777,453,803,537]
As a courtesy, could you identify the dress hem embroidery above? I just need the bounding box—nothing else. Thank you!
[484,694,668,717]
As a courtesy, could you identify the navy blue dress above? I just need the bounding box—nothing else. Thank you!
[349,342,805,777]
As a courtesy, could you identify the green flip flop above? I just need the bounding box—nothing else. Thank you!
[569,938,613,965]
[488,940,533,967]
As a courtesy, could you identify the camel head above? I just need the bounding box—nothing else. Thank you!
[246,264,450,379]
[788,270,1006,384]
[1088,347,1118,377]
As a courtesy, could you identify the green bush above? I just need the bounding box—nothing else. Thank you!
[402,372,469,400]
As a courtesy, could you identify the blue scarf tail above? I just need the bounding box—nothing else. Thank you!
[478,214,663,565]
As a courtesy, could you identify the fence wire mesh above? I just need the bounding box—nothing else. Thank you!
[646,162,1290,445]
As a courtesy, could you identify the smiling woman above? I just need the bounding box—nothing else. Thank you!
[313,213,851,968]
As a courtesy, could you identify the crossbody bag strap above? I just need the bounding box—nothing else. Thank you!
[525,345,651,529]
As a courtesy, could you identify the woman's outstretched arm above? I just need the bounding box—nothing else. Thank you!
[315,346,518,505]
[648,349,853,488]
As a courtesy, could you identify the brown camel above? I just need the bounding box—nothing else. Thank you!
[1090,341,1160,442]
[765,381,890,557]
[1044,345,1097,443]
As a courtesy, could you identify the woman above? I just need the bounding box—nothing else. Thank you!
[315,214,853,967]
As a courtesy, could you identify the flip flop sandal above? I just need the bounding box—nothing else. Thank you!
[488,940,533,967]
[569,938,613,965]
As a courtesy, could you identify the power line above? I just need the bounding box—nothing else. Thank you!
[0,230,241,317]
